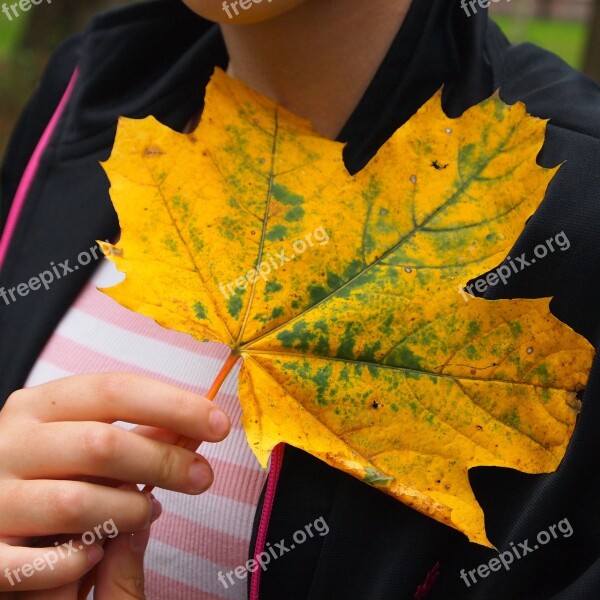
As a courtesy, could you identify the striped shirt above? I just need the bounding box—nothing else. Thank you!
[25,259,267,599]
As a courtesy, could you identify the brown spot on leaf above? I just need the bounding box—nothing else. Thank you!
[144,146,164,157]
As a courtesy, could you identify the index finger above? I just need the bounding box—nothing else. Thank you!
[9,372,232,443]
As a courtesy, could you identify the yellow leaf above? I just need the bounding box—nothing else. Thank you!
[101,69,594,547]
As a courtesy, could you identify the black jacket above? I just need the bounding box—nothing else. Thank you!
[1,1,600,598]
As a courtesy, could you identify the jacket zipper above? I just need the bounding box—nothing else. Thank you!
[249,443,285,600]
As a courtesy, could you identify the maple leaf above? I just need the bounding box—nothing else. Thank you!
[100,69,594,546]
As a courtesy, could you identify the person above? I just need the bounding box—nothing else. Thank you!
[1,0,599,598]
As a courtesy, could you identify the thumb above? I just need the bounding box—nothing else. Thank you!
[92,494,160,600]
[92,527,151,599]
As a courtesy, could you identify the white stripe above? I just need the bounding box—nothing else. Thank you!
[145,538,247,599]
[51,308,238,390]
[25,361,73,387]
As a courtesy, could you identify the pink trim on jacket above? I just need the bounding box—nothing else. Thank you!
[0,67,79,271]
[249,443,285,600]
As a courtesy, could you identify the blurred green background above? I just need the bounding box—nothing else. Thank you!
[0,0,599,162]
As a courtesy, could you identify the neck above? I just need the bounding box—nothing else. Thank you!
[221,0,412,139]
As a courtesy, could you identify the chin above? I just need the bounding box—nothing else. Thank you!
[182,0,310,25]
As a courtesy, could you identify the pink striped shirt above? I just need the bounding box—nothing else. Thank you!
[25,260,268,599]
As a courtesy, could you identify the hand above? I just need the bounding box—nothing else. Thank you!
[0,372,231,594]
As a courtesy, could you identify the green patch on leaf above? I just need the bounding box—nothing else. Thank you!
[193,301,208,319]
[364,467,394,486]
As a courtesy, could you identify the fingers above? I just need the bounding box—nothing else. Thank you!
[0,540,103,592]
[13,422,215,494]
[92,527,152,599]
[0,482,162,538]
[4,373,231,443]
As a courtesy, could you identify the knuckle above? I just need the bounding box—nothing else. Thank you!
[4,388,31,411]
[153,446,180,486]
[80,423,119,464]
[128,494,152,529]
[170,389,197,423]
[46,485,89,528]
[94,372,131,404]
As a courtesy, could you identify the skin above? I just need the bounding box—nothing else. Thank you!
[186,0,413,138]
[0,1,412,596]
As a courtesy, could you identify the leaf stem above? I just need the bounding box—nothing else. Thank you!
[206,351,240,401]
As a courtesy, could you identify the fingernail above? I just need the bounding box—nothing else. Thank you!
[188,460,212,493]
[130,526,151,554]
[149,494,163,523]
[209,408,230,437]
[87,544,104,568]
